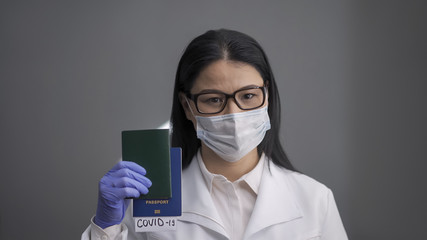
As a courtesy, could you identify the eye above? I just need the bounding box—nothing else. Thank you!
[207,97,223,103]
[198,93,225,105]
[242,93,255,99]
[240,92,259,101]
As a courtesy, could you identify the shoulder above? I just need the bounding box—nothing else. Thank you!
[268,162,332,210]
[270,160,328,188]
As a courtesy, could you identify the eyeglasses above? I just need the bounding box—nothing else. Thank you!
[186,86,267,114]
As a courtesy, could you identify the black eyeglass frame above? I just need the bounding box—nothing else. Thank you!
[186,86,267,114]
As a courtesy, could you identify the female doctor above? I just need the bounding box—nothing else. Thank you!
[82,29,348,240]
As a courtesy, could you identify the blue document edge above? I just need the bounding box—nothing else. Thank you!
[133,147,182,217]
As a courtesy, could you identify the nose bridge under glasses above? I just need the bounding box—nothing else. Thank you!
[222,93,243,114]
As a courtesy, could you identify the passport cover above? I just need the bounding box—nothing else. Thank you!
[122,129,171,199]
[133,147,182,217]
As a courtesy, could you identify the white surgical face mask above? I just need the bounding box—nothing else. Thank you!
[192,105,271,162]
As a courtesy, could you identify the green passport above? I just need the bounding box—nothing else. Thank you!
[122,129,172,199]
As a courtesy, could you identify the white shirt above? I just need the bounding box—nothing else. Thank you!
[197,150,265,240]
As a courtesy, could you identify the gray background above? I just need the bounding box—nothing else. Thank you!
[1,1,426,239]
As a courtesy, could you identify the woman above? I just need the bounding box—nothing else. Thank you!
[82,29,348,239]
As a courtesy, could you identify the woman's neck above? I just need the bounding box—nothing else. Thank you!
[200,143,260,182]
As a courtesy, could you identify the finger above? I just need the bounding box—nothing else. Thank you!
[108,168,152,187]
[110,161,147,176]
[110,186,142,199]
[132,173,152,188]
[113,177,150,195]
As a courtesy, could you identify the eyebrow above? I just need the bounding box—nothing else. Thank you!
[194,84,262,95]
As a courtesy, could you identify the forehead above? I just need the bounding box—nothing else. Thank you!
[191,60,264,94]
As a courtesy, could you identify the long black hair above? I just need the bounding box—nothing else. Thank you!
[170,29,297,171]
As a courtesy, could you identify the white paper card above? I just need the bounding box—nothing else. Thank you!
[134,217,178,232]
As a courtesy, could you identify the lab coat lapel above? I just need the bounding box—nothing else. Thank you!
[244,161,303,238]
[180,158,228,238]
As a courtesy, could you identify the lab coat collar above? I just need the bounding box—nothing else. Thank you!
[180,154,302,239]
[243,159,303,238]
[180,154,229,238]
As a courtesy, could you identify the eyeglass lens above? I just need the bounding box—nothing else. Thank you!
[196,88,264,114]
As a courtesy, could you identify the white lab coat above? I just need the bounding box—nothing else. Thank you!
[82,155,348,240]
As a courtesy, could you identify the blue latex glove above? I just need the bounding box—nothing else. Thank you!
[94,161,152,229]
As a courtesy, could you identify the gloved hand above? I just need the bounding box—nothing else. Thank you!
[94,161,152,229]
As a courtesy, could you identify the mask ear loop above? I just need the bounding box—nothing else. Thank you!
[184,97,197,117]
